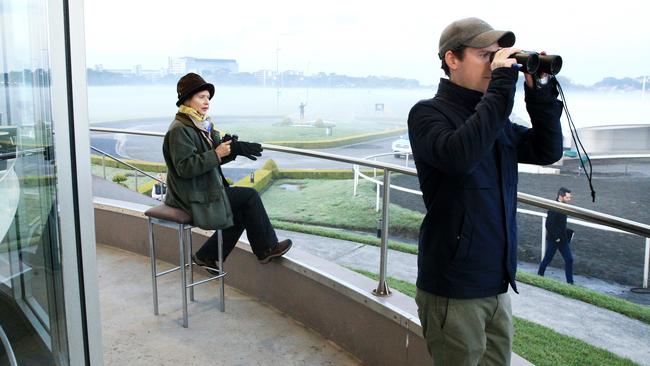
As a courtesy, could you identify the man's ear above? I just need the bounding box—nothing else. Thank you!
[444,50,460,72]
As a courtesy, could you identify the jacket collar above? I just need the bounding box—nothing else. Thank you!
[436,78,484,111]
[175,112,195,128]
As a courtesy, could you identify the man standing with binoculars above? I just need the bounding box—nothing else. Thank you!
[408,17,564,365]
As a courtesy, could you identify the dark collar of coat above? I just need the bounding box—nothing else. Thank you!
[175,112,197,128]
[435,78,484,112]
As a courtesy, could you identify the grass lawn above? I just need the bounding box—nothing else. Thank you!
[216,119,403,142]
[354,269,639,366]
[262,178,423,240]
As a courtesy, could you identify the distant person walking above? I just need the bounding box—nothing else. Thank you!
[299,102,307,121]
[538,187,575,284]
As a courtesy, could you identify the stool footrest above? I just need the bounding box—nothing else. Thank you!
[155,263,198,278]
[156,266,181,277]
[186,272,228,288]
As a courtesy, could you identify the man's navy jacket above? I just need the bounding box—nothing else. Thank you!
[546,209,569,244]
[408,68,563,299]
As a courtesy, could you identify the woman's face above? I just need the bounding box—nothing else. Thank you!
[187,90,211,114]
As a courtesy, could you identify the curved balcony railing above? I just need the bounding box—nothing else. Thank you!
[90,127,650,292]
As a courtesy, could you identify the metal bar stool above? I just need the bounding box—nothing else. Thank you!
[144,204,227,328]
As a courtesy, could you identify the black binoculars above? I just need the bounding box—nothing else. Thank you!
[491,51,563,75]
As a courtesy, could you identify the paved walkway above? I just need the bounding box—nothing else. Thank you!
[97,244,361,366]
[264,230,650,366]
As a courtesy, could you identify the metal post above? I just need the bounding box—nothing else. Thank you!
[188,228,194,302]
[375,182,380,212]
[373,169,392,296]
[134,170,138,191]
[218,229,225,312]
[541,217,547,260]
[643,238,650,289]
[353,164,358,196]
[148,219,158,315]
[102,155,106,179]
[404,153,409,167]
[179,224,188,328]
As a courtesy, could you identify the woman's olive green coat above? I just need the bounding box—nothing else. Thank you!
[162,112,234,229]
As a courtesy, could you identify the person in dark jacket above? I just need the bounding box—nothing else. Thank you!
[163,73,292,274]
[408,18,563,365]
[538,187,575,283]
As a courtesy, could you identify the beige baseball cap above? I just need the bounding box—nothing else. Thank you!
[438,17,516,59]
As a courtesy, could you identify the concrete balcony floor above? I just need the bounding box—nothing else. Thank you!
[97,244,361,366]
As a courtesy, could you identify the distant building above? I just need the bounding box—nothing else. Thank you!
[168,57,238,75]
[254,69,275,85]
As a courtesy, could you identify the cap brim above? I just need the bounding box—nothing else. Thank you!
[176,83,215,107]
[465,30,515,49]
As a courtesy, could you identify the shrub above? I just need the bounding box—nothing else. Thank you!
[112,174,128,187]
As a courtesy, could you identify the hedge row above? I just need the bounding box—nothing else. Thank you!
[276,169,375,180]
[232,169,273,192]
[266,128,406,149]
[90,155,167,173]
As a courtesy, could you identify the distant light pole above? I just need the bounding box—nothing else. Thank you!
[276,39,281,113]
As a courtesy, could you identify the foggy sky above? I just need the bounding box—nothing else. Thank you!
[83,0,649,86]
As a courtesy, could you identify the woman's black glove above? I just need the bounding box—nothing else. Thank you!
[221,134,263,160]
[232,141,263,161]
[234,141,263,160]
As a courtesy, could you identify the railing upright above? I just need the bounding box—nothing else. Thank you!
[373,169,391,296]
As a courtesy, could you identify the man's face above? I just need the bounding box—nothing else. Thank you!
[559,192,572,203]
[188,90,211,115]
[448,42,500,93]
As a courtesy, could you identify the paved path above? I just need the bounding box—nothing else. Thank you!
[97,244,360,366]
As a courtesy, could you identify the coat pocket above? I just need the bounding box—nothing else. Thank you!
[187,190,233,230]
[452,212,473,263]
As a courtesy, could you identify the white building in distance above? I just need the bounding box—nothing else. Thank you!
[168,57,239,75]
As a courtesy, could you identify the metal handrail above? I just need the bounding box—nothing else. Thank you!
[91,146,164,185]
[0,325,18,366]
[90,127,650,290]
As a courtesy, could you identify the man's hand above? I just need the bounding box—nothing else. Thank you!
[231,140,263,161]
[215,140,232,159]
[490,47,521,71]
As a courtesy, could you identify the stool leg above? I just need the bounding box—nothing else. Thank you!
[188,227,195,302]
[218,229,225,312]
[148,219,159,315]
[179,224,188,328]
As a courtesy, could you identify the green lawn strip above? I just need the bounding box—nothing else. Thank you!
[517,271,650,325]
[352,269,639,366]
[262,178,422,240]
[266,128,406,148]
[271,219,417,255]
[216,120,404,144]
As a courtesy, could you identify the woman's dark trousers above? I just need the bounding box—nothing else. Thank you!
[196,186,278,261]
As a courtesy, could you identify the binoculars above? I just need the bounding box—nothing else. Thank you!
[491,51,563,75]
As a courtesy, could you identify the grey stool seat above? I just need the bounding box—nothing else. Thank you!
[145,204,226,328]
